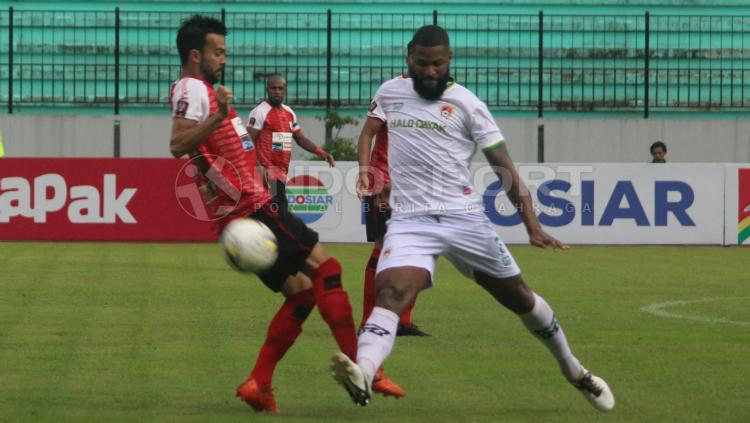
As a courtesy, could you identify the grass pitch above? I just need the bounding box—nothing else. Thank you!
[0,242,748,422]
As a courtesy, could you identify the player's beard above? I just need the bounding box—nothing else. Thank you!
[410,67,451,101]
[268,96,283,107]
[201,61,222,84]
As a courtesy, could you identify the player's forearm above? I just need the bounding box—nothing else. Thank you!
[505,179,542,235]
[247,127,260,143]
[358,117,383,169]
[484,146,541,235]
[170,112,226,158]
[296,135,322,154]
[357,132,374,169]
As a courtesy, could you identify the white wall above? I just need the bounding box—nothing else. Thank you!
[540,119,750,164]
[119,115,173,158]
[0,115,114,157]
[1,114,749,163]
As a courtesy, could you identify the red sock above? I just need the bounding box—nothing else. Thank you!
[250,289,315,386]
[400,298,416,325]
[360,247,380,327]
[311,258,358,360]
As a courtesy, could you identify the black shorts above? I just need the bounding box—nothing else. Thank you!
[249,198,319,292]
[363,195,391,242]
[268,179,289,211]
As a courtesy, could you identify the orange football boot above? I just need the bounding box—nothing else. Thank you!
[236,378,280,414]
[371,368,405,398]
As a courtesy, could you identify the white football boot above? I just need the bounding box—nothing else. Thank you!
[571,368,615,412]
[330,352,372,406]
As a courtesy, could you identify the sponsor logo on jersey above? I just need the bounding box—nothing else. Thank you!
[389,119,446,133]
[386,102,404,112]
[286,175,333,224]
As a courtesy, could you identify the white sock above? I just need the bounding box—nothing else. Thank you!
[357,306,399,381]
[519,292,583,382]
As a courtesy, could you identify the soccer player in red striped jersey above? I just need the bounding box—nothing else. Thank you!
[246,74,335,211]
[169,15,401,414]
[359,116,429,337]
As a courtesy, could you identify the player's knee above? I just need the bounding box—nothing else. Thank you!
[374,283,413,315]
[504,282,535,313]
[475,272,534,313]
[505,279,534,312]
[281,274,313,296]
[304,243,331,273]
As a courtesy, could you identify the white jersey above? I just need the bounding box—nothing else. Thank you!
[368,76,505,217]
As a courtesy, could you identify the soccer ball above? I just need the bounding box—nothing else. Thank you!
[221,218,279,273]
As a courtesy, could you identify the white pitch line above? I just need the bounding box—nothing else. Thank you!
[640,298,750,327]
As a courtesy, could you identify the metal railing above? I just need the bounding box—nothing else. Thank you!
[1,8,749,116]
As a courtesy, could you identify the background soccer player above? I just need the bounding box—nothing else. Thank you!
[247,74,335,210]
[169,15,400,414]
[331,25,615,412]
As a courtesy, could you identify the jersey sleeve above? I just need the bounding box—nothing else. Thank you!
[366,85,387,122]
[470,98,505,151]
[287,107,302,134]
[171,79,209,123]
[247,104,267,131]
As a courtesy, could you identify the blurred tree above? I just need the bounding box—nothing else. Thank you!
[311,110,359,161]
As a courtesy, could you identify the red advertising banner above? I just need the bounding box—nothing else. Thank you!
[0,158,216,241]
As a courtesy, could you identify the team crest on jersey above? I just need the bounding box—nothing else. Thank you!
[248,117,256,126]
[439,104,454,119]
[175,100,188,117]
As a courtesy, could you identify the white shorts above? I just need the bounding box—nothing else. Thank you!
[376,212,521,283]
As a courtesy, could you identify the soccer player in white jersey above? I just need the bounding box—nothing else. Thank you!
[331,25,615,412]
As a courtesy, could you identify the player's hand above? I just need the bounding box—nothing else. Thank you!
[324,152,336,167]
[356,172,371,198]
[215,85,233,117]
[529,228,569,251]
[375,183,391,210]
